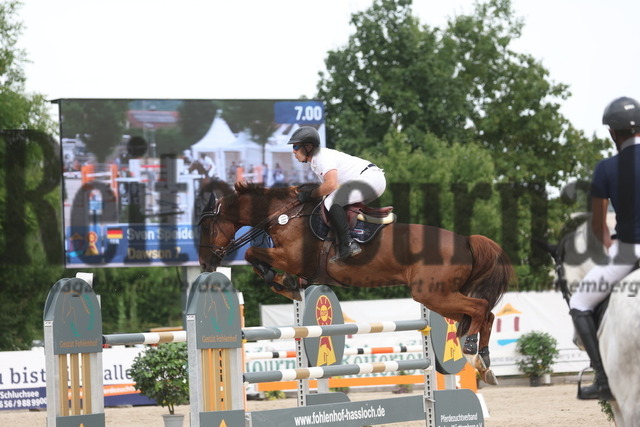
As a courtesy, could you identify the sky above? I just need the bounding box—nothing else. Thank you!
[17,0,640,140]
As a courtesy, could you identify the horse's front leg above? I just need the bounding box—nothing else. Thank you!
[245,247,302,301]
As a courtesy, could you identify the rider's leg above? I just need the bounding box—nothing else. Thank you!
[568,240,640,399]
[569,309,613,400]
[328,204,361,262]
[324,176,386,262]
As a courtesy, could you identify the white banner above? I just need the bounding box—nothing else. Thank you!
[0,346,153,410]
[259,290,589,376]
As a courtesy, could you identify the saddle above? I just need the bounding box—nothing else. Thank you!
[309,202,396,244]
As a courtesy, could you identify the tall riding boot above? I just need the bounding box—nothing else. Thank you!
[328,204,362,262]
[570,309,613,400]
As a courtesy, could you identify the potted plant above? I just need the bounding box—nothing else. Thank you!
[516,331,559,386]
[129,342,189,426]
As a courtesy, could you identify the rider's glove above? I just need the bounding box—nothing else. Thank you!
[297,190,313,203]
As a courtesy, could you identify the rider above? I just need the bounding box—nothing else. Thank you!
[289,126,386,262]
[198,152,216,178]
[569,96,640,400]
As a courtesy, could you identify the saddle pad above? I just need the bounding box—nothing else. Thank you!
[309,202,389,244]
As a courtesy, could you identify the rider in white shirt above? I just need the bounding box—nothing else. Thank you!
[289,126,386,262]
[198,152,216,178]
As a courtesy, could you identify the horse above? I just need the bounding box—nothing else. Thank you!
[198,182,515,385]
[539,216,640,426]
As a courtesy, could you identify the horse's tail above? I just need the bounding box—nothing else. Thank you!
[457,235,515,337]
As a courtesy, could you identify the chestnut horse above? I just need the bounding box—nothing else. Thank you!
[198,182,515,384]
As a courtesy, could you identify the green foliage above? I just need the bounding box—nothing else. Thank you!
[599,400,614,422]
[178,100,218,145]
[59,99,129,162]
[264,390,286,400]
[129,342,189,415]
[75,267,185,334]
[364,131,499,236]
[0,1,64,350]
[230,265,296,326]
[515,330,559,377]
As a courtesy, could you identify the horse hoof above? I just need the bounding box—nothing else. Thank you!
[482,369,498,386]
[269,286,302,301]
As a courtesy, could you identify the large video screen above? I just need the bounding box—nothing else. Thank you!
[58,99,325,268]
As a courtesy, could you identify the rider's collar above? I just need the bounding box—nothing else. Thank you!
[620,136,640,151]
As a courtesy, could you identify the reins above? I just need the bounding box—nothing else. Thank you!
[198,196,305,260]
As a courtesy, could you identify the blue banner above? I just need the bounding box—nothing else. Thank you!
[65,224,270,267]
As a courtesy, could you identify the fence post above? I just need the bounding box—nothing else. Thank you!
[43,276,105,427]
[186,272,245,427]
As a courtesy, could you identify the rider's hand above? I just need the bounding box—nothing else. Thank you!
[297,190,313,203]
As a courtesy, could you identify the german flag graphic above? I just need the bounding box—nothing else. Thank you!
[107,228,124,239]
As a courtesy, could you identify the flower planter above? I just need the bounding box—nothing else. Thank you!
[162,413,185,427]
[529,375,541,387]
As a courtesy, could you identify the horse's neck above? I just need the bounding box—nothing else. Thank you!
[236,193,299,230]
[188,160,204,173]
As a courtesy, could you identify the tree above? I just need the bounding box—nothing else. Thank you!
[319,0,605,188]
[59,99,130,163]
[317,0,608,289]
[178,100,219,146]
[0,1,63,350]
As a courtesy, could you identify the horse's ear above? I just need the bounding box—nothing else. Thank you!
[204,192,217,212]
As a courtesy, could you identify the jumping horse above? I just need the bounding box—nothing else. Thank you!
[540,217,640,426]
[198,182,515,384]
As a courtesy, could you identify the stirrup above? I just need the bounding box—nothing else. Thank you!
[577,367,613,401]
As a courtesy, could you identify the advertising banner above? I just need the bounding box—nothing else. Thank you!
[260,291,590,376]
[0,347,154,411]
[58,99,325,268]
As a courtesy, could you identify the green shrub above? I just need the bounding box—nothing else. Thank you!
[515,331,559,378]
[129,342,189,414]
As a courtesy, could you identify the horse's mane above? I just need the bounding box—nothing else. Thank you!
[233,181,317,197]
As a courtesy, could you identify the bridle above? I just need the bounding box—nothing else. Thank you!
[198,196,306,261]
[197,202,235,260]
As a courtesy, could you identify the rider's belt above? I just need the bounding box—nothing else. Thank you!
[360,163,377,174]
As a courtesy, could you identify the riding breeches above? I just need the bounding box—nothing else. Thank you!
[323,168,386,209]
[570,240,640,311]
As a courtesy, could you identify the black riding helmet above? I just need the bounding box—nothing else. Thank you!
[288,126,320,159]
[288,126,320,146]
[602,97,640,132]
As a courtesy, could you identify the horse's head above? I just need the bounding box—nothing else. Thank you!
[198,192,237,272]
[188,159,203,174]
